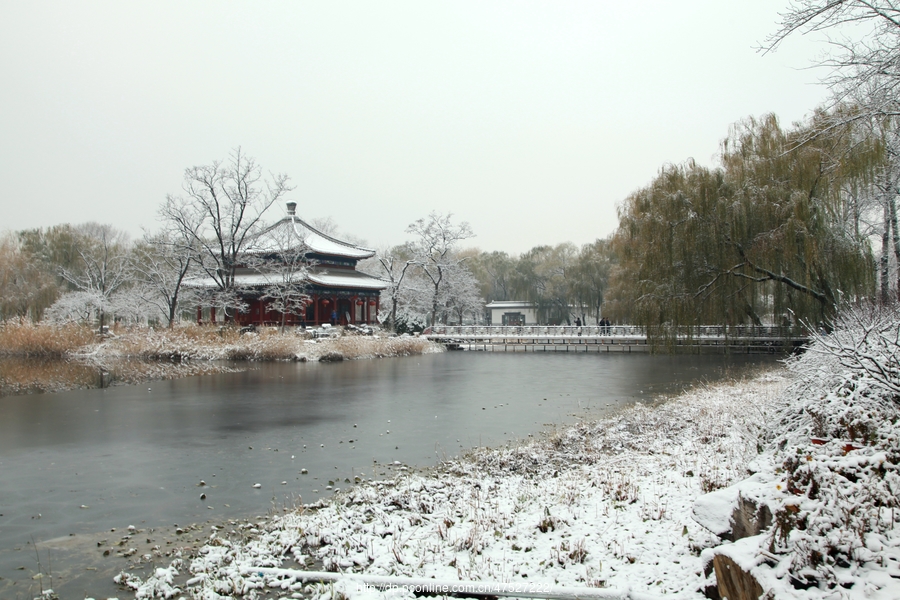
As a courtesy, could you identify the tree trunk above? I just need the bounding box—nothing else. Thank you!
[890,196,900,301]
[882,201,891,303]
[390,297,398,332]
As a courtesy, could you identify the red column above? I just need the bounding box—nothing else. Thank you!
[210,306,217,324]
[313,295,319,325]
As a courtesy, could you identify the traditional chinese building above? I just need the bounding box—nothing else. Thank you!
[195,202,386,327]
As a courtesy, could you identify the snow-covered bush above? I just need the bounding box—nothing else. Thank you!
[43,290,103,325]
[751,303,900,592]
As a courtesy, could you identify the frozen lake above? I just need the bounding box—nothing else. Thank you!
[0,351,779,597]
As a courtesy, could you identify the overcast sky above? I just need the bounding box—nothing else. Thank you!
[1,1,829,254]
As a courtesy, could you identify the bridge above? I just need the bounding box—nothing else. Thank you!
[424,325,809,354]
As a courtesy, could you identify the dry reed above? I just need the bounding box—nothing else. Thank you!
[0,320,442,367]
[0,319,95,357]
[96,325,443,362]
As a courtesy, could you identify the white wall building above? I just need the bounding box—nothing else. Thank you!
[485,301,539,326]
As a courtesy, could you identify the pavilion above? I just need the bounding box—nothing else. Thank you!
[193,202,386,327]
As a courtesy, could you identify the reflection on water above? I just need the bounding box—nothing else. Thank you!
[0,356,235,396]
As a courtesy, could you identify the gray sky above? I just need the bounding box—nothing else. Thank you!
[1,1,828,254]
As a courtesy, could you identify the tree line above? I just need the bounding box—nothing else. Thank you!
[2,107,897,332]
[3,2,899,332]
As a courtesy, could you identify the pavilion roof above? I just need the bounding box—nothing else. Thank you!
[252,215,376,260]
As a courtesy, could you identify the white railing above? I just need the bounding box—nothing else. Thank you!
[426,325,804,339]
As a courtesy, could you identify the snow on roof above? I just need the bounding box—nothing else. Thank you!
[253,216,375,260]
[184,268,386,291]
[485,300,535,309]
[308,267,387,291]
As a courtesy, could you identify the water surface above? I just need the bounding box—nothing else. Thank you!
[0,351,779,597]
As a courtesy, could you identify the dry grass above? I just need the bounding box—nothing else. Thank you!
[0,356,102,394]
[96,324,443,362]
[326,335,438,359]
[0,319,442,367]
[0,319,95,357]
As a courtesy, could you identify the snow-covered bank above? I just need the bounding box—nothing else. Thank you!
[109,306,900,599]
[0,320,444,365]
[114,369,786,599]
[94,325,444,363]
[1,322,444,394]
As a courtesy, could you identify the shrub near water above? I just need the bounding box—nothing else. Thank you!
[98,324,443,362]
[328,334,438,359]
[0,319,95,357]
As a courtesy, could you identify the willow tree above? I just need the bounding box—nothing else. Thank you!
[609,161,737,336]
[468,250,518,303]
[570,239,614,324]
[509,243,580,324]
[609,113,875,334]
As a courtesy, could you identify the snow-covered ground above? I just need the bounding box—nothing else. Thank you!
[107,307,900,599]
[110,372,778,599]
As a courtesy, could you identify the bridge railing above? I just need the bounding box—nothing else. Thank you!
[426,325,805,338]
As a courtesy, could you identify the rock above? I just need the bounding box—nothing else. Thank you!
[318,351,344,362]
[731,493,772,541]
[713,554,764,600]
[693,472,774,542]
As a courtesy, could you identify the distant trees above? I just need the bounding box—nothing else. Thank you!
[570,239,613,325]
[0,232,57,320]
[439,241,615,326]
[39,223,133,330]
[468,251,517,303]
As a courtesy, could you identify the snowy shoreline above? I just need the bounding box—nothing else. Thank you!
[111,314,900,600]
[0,324,445,395]
[114,367,787,599]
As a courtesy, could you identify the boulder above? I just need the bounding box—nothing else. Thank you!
[693,472,774,541]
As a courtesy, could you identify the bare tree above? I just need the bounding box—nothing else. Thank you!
[255,221,312,333]
[160,148,293,319]
[443,263,484,325]
[366,243,416,331]
[58,223,131,331]
[406,212,475,328]
[130,230,199,327]
[763,1,900,116]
